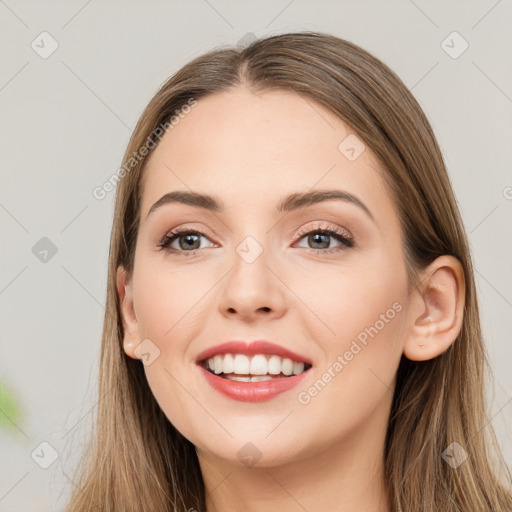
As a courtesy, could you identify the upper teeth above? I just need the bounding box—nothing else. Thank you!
[206,354,306,376]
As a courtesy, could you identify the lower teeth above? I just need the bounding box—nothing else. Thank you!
[222,374,282,382]
[204,366,309,381]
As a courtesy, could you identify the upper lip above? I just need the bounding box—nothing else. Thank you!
[195,340,313,366]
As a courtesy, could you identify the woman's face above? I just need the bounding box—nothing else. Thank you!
[120,86,412,467]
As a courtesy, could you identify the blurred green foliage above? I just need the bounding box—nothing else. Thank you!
[0,380,24,433]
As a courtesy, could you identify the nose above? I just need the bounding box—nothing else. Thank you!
[217,245,287,323]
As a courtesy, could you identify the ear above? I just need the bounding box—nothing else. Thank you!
[403,255,465,361]
[116,265,141,360]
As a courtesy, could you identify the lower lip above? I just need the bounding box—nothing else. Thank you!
[198,365,310,403]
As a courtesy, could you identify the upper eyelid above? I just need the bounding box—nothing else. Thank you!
[296,224,352,237]
[162,223,349,237]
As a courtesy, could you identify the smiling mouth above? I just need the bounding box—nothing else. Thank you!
[199,353,313,382]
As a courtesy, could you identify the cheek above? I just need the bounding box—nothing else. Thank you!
[300,267,407,403]
[133,257,209,340]
[293,287,406,443]
[290,256,407,345]
[142,363,203,447]
[293,259,407,416]
[130,259,214,427]
[337,275,405,350]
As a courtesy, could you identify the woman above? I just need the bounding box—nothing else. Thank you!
[67,32,512,511]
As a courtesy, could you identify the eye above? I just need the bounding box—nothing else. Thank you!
[294,224,354,254]
[157,224,354,256]
[157,227,214,255]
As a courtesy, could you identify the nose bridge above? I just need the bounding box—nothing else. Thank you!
[229,214,287,278]
[230,231,272,289]
[235,233,267,266]
[226,210,276,266]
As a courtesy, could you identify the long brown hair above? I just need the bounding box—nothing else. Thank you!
[66,32,512,511]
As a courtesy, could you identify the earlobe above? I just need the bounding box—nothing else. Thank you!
[116,266,141,360]
[403,256,465,362]
[123,339,138,360]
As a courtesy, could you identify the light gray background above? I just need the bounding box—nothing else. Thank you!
[1,1,511,510]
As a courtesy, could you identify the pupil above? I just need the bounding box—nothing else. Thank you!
[310,233,329,249]
[181,234,199,250]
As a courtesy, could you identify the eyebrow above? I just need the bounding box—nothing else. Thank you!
[145,189,374,220]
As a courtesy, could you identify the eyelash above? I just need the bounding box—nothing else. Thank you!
[157,224,354,257]
[295,225,354,253]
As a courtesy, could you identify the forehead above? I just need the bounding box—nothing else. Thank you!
[140,87,393,221]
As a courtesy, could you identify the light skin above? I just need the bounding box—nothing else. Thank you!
[116,87,465,512]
